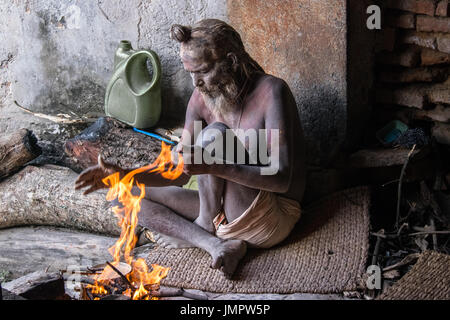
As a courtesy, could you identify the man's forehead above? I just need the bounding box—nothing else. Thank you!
[180,44,216,69]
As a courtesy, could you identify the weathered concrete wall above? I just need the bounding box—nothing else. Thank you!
[0,0,372,166]
[1,0,140,115]
[0,0,227,164]
[228,0,347,165]
[0,0,227,118]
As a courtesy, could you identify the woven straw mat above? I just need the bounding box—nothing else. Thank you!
[378,251,450,300]
[146,186,371,294]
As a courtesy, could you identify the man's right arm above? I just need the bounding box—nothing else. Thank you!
[131,89,204,186]
[75,90,204,194]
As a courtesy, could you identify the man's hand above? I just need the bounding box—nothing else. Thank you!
[75,155,125,195]
[182,144,217,176]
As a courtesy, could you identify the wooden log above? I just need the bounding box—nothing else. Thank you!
[64,117,163,172]
[348,147,430,168]
[0,164,120,235]
[0,128,41,179]
[2,270,65,300]
[364,154,435,185]
[432,122,450,146]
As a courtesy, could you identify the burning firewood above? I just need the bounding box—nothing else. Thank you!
[75,262,164,300]
[77,140,184,300]
[105,261,135,290]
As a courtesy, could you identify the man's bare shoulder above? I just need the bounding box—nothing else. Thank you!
[253,74,292,100]
[187,88,205,110]
[186,88,208,120]
[251,74,295,114]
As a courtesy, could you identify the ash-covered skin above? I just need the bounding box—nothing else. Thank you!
[75,19,307,278]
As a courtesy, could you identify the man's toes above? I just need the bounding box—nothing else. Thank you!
[220,266,233,279]
[221,259,239,278]
[211,255,223,269]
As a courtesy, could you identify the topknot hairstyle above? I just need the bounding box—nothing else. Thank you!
[170,24,192,42]
[170,19,264,79]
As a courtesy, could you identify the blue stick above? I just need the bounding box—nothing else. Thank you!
[133,128,176,145]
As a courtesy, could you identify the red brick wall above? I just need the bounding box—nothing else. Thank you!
[374,0,450,146]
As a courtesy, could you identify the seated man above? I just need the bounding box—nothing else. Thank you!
[75,19,307,278]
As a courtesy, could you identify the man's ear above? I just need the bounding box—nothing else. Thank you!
[227,52,239,73]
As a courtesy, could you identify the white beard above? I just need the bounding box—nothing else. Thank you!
[201,79,241,125]
[202,93,233,122]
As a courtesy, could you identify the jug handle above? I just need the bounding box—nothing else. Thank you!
[142,50,161,91]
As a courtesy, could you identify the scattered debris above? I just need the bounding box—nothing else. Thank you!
[14,100,97,124]
[394,128,430,149]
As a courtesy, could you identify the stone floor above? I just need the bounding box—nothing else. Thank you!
[0,226,351,300]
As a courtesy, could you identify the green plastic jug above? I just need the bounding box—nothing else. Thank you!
[105,40,162,129]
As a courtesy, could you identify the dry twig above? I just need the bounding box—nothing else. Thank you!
[381,253,420,272]
[14,100,96,124]
[396,144,416,231]
[408,230,450,236]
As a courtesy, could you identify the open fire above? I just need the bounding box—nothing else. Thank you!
[84,142,184,300]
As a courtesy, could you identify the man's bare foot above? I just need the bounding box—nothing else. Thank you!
[194,217,215,234]
[210,239,247,279]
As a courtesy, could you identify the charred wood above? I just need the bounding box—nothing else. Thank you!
[0,129,41,180]
[2,270,64,300]
[64,117,163,172]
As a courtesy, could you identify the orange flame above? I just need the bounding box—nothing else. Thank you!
[87,282,108,295]
[129,260,169,300]
[88,141,183,300]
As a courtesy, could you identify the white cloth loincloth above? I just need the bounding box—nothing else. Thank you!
[214,190,301,249]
